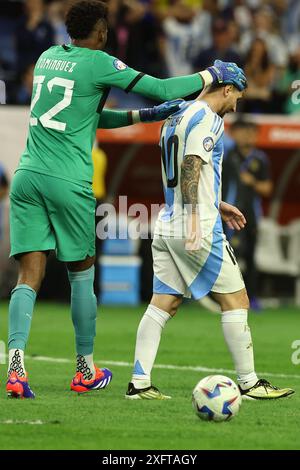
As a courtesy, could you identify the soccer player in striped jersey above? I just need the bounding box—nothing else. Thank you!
[126,65,295,401]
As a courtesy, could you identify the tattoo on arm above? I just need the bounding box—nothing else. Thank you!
[181,155,202,214]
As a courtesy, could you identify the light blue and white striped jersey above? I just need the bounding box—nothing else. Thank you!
[155,99,224,238]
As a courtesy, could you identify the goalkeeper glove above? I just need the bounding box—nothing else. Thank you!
[138,99,184,122]
[206,60,247,91]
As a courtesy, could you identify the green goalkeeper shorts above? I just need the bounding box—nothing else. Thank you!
[10,169,96,262]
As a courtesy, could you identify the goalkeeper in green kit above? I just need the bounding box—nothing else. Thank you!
[6,0,246,398]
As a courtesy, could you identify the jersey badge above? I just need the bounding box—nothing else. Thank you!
[203,136,214,152]
[113,59,128,71]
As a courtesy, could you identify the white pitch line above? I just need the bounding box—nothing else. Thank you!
[0,420,44,425]
[13,355,300,381]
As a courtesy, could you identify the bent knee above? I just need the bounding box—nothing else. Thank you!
[151,294,183,317]
[18,271,45,292]
[67,255,96,273]
[239,290,250,310]
[214,288,249,312]
[169,296,183,316]
[17,252,47,292]
[18,265,46,292]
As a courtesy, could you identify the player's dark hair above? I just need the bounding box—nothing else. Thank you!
[231,119,257,132]
[65,0,108,40]
[206,82,227,93]
[207,82,247,93]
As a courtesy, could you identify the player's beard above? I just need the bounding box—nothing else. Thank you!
[218,105,235,118]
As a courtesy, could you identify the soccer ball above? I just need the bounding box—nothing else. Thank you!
[192,375,242,422]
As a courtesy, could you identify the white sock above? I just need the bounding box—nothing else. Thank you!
[76,354,96,380]
[221,309,258,390]
[132,304,171,389]
[8,349,26,377]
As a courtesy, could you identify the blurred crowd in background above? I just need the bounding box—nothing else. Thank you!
[0,0,300,113]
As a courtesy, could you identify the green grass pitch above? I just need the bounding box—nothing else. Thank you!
[0,302,300,450]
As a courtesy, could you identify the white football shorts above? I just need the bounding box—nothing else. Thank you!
[152,230,245,299]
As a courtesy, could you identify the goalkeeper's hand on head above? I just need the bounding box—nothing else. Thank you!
[205,60,247,91]
[138,99,185,122]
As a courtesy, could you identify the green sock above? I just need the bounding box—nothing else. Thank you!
[8,284,37,350]
[68,266,97,356]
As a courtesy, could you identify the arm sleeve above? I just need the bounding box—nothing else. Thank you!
[98,109,133,129]
[93,51,204,101]
[93,52,142,91]
[131,73,204,101]
[184,114,221,164]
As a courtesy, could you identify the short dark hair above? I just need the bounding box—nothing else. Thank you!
[65,0,108,40]
[207,81,247,94]
[207,82,227,93]
[230,118,257,132]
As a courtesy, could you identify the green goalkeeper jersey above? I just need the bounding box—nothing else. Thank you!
[19,44,204,185]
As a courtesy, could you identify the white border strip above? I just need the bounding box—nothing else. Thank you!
[4,354,297,381]
[0,420,45,425]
